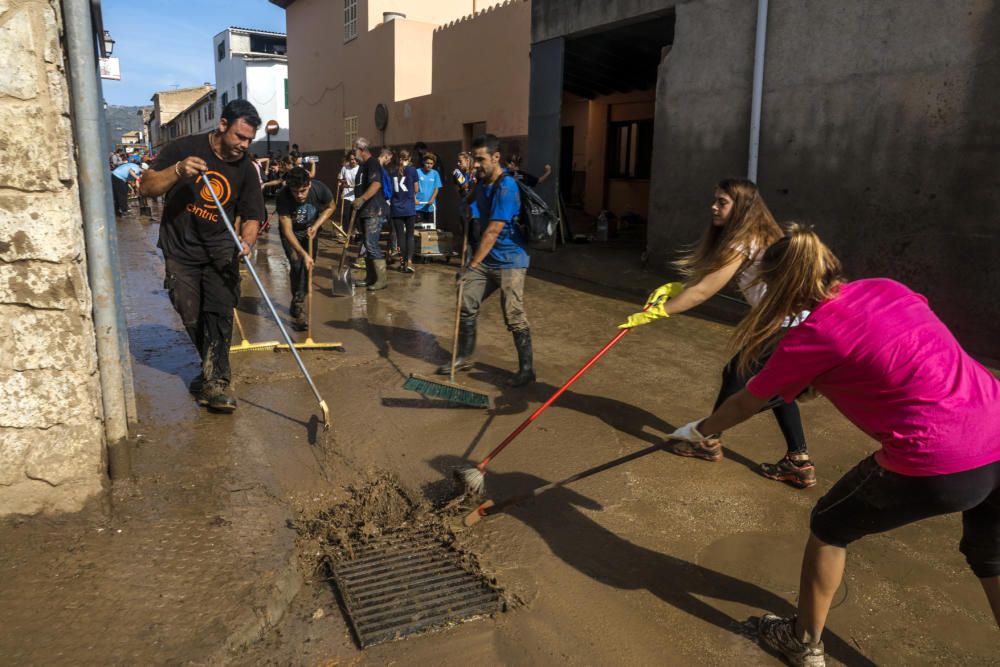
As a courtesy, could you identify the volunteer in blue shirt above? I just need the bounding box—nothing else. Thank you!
[111,161,142,215]
[415,153,443,226]
[436,133,535,387]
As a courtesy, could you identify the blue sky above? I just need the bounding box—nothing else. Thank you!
[100,0,286,106]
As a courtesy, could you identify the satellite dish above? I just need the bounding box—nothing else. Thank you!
[374,104,388,132]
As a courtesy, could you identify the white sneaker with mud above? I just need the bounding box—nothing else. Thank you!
[758,614,825,667]
[670,438,723,462]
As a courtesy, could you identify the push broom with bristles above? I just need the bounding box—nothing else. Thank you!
[201,173,331,428]
[274,236,344,352]
[402,215,492,409]
[230,309,280,352]
[456,288,682,495]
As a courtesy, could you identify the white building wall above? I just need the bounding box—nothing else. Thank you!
[246,61,289,146]
[214,36,246,113]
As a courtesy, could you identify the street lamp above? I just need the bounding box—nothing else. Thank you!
[102,30,115,56]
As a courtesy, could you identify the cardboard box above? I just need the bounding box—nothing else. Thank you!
[415,230,454,256]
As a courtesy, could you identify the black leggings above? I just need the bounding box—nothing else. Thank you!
[714,351,808,456]
[392,216,416,263]
[811,455,1000,578]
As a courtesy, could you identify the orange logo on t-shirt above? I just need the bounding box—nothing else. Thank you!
[199,171,231,209]
[185,170,231,223]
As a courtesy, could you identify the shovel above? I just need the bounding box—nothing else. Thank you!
[331,209,358,297]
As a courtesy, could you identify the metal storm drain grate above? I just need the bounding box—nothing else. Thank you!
[330,530,502,647]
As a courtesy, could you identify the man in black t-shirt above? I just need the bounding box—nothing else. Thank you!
[350,137,389,291]
[140,100,266,413]
[276,167,336,329]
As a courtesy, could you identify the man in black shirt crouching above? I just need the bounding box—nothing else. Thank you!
[276,166,336,329]
[140,100,266,413]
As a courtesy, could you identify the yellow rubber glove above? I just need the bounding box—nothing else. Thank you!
[618,282,684,329]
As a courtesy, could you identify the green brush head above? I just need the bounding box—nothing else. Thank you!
[402,376,491,409]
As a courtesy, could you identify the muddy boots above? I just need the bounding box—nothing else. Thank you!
[436,321,476,375]
[368,258,388,291]
[290,295,307,331]
[197,383,237,413]
[506,329,535,387]
[354,257,375,287]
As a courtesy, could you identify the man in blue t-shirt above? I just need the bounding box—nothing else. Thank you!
[415,152,442,226]
[436,133,534,387]
[111,161,142,215]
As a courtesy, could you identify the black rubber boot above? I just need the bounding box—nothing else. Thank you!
[368,259,388,291]
[290,297,304,319]
[506,329,535,387]
[188,374,205,395]
[436,321,476,375]
[198,382,237,412]
[354,257,374,287]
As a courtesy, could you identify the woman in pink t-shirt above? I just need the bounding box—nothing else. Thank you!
[670,225,1000,666]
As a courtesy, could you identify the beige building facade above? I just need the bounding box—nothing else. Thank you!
[0,0,110,515]
[272,0,530,230]
[149,84,213,149]
[161,88,217,143]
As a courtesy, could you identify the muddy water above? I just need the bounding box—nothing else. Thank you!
[113,210,999,665]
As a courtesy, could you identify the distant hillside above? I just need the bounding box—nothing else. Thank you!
[106,105,149,145]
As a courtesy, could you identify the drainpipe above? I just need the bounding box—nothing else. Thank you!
[62,0,131,473]
[747,0,768,182]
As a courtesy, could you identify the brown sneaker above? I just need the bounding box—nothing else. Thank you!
[759,455,817,488]
[670,438,723,462]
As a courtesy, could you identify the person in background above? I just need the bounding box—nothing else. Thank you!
[669,225,1000,665]
[454,151,480,249]
[351,137,390,291]
[111,161,142,215]
[339,153,359,220]
[276,166,337,329]
[415,152,442,227]
[390,149,420,274]
[507,154,551,188]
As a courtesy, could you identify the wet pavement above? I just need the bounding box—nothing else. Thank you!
[1,206,998,665]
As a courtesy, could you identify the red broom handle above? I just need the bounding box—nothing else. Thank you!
[477,306,650,471]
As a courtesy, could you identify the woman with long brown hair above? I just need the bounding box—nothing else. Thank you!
[670,225,1000,665]
[389,148,419,273]
[626,178,816,487]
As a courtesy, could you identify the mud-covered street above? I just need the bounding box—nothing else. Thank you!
[1,212,997,666]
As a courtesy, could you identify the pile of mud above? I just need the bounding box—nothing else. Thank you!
[295,472,472,563]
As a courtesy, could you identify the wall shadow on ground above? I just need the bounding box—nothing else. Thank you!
[128,323,199,384]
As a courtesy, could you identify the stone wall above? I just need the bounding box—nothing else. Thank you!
[0,0,106,514]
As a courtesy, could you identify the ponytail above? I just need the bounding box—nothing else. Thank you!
[396,148,411,177]
[730,223,843,375]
